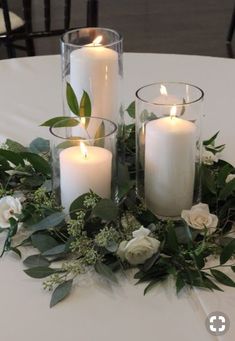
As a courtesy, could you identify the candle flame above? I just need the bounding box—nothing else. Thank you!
[160,84,168,96]
[170,105,177,119]
[93,35,102,46]
[80,142,88,159]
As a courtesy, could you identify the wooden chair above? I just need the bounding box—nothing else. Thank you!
[0,0,99,58]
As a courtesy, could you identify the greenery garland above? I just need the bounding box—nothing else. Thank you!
[0,84,235,307]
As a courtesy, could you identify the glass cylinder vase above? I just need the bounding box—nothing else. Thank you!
[136,82,204,219]
[61,27,123,125]
[50,117,117,213]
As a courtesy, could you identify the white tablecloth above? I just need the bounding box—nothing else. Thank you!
[0,53,235,341]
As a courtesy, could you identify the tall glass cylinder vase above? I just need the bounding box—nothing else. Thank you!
[61,28,123,125]
[136,82,204,219]
[50,117,117,213]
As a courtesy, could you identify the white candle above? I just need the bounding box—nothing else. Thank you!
[60,144,112,212]
[70,36,119,123]
[145,108,196,217]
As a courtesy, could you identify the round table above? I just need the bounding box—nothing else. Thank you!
[0,53,234,341]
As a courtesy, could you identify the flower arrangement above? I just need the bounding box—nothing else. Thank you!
[0,86,235,307]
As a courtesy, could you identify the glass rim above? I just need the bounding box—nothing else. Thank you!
[61,27,123,48]
[135,81,204,106]
[49,116,117,143]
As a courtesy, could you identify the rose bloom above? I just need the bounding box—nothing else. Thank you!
[0,196,22,228]
[117,226,160,265]
[202,150,218,165]
[181,203,218,234]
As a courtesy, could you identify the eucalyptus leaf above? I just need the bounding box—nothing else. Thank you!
[31,234,59,253]
[69,193,90,219]
[92,199,118,221]
[23,254,51,268]
[66,83,79,116]
[29,138,50,154]
[166,224,179,253]
[95,261,118,283]
[43,244,67,257]
[30,212,65,231]
[50,280,73,308]
[24,266,60,279]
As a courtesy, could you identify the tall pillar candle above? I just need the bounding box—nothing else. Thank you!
[70,38,119,123]
[145,115,196,217]
[60,144,112,212]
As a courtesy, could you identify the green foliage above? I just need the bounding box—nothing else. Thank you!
[66,82,79,116]
[50,280,73,308]
[0,102,235,307]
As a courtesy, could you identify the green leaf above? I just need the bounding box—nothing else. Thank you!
[80,90,91,117]
[202,165,216,194]
[20,152,51,175]
[31,234,59,253]
[0,149,24,166]
[50,280,73,308]
[219,178,235,200]
[217,164,234,187]
[126,101,135,119]
[5,139,27,153]
[210,269,235,287]
[203,131,219,146]
[92,199,118,221]
[40,116,79,128]
[176,273,185,294]
[69,193,90,219]
[143,278,165,295]
[66,83,79,116]
[24,266,60,279]
[95,261,118,283]
[94,121,105,147]
[29,138,50,154]
[166,224,179,253]
[30,212,65,231]
[10,247,21,258]
[220,239,235,264]
[42,244,67,257]
[23,254,51,268]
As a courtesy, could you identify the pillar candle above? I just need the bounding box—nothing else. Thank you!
[145,114,196,217]
[60,144,112,212]
[70,37,119,123]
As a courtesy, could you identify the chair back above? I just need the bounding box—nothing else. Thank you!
[0,0,98,57]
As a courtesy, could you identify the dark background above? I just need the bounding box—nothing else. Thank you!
[0,0,234,59]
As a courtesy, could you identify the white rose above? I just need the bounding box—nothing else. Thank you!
[181,203,218,234]
[117,226,160,265]
[225,174,235,183]
[0,196,22,228]
[202,150,218,165]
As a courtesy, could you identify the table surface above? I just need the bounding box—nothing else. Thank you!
[0,53,235,341]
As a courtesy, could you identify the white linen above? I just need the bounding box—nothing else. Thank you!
[0,53,235,341]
